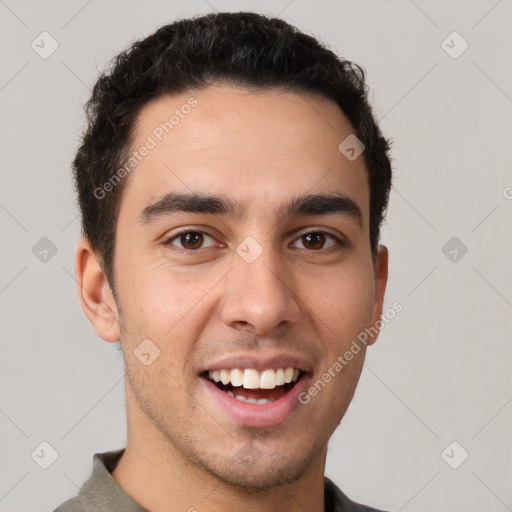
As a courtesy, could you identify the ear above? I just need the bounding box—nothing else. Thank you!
[74,238,121,343]
[367,244,389,346]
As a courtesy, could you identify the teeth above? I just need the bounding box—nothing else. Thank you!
[207,366,301,388]
[256,398,274,404]
[230,368,244,387]
[242,369,260,389]
[260,369,276,389]
[233,394,276,405]
[220,369,230,385]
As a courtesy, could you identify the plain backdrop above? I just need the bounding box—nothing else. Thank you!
[0,1,511,511]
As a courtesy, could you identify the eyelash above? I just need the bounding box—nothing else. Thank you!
[163,229,346,253]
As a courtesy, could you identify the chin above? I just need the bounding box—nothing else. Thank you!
[198,443,315,491]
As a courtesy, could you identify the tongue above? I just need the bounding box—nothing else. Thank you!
[227,385,290,400]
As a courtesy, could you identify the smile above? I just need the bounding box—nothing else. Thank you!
[201,365,308,427]
[204,367,302,404]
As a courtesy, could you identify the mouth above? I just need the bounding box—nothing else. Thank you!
[201,367,303,405]
[200,366,308,427]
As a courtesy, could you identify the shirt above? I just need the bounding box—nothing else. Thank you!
[53,449,388,512]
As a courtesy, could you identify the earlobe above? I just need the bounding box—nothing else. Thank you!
[367,244,389,346]
[74,238,121,343]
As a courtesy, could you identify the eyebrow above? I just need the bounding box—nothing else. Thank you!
[139,191,363,226]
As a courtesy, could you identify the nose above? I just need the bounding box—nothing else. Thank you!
[220,244,301,335]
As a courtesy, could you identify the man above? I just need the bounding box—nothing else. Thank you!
[54,11,392,512]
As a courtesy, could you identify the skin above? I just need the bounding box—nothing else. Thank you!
[75,84,388,512]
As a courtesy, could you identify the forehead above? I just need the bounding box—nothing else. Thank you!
[121,84,370,226]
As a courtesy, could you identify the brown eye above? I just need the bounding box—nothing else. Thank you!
[179,231,203,249]
[302,232,325,250]
[292,231,341,251]
[166,230,217,251]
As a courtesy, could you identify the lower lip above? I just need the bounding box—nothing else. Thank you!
[201,374,309,428]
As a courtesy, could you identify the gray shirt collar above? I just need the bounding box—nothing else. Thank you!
[61,448,385,512]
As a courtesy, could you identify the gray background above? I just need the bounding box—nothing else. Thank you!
[1,1,511,511]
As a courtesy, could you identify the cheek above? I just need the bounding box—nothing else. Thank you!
[305,262,376,345]
[116,264,220,350]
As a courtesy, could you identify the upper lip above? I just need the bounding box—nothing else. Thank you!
[200,353,312,374]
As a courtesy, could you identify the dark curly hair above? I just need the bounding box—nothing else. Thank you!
[73,11,392,291]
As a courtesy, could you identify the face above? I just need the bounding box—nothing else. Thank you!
[81,84,388,490]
